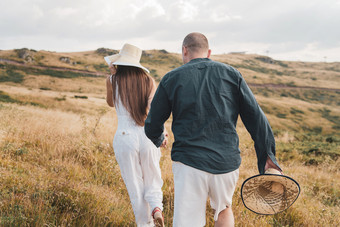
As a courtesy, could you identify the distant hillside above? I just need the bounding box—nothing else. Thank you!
[1,47,339,86]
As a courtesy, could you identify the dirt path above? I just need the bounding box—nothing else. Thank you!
[1,58,339,92]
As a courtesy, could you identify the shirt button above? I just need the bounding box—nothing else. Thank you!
[122,132,125,135]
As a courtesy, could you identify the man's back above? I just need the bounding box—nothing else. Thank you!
[146,58,247,174]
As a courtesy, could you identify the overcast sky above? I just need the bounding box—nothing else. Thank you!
[1,0,339,62]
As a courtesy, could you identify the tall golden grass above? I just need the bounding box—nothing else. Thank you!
[0,86,339,226]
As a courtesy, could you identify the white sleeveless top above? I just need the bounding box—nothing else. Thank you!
[110,75,141,130]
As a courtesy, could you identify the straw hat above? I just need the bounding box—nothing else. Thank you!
[104,43,149,73]
[241,168,300,215]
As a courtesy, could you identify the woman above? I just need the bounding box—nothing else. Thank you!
[105,44,166,227]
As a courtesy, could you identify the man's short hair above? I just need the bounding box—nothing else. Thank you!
[182,32,209,54]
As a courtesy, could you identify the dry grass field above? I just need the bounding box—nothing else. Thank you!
[0,48,339,226]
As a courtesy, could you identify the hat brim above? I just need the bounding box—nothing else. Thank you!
[104,54,150,73]
[104,54,120,65]
[241,173,300,215]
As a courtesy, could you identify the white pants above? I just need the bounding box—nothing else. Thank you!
[172,161,239,227]
[113,126,163,227]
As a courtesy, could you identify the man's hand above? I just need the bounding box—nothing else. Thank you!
[265,156,283,174]
[160,128,169,148]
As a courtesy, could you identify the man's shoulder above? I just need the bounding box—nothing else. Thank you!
[160,64,187,85]
[165,59,238,74]
[209,60,240,73]
[160,59,242,86]
[205,60,243,82]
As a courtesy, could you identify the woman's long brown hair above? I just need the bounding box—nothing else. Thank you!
[112,65,154,126]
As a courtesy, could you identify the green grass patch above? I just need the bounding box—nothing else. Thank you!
[276,132,340,166]
[93,63,109,73]
[319,108,340,128]
[27,68,95,78]
[0,69,25,83]
[254,88,340,106]
[0,91,20,103]
[229,60,286,76]
[141,51,182,68]
[0,90,46,108]
[290,107,304,115]
[0,63,97,79]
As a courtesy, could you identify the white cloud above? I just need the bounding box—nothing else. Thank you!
[52,7,78,17]
[0,0,339,62]
[131,0,166,18]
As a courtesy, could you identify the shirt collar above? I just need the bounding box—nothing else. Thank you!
[187,58,211,64]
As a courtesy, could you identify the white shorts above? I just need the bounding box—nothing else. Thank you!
[172,161,239,227]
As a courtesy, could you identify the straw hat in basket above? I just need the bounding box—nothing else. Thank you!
[104,43,149,73]
[241,168,300,215]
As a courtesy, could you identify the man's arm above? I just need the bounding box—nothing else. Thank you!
[238,76,282,174]
[145,82,171,147]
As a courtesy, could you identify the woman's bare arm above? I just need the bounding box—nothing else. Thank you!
[147,78,157,109]
[106,75,114,107]
[106,64,117,107]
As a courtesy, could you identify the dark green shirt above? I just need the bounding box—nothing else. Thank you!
[145,58,280,174]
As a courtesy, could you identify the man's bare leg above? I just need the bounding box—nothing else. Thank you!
[215,207,234,227]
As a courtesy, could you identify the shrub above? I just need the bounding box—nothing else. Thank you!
[276,113,287,118]
[95,48,118,56]
[290,107,304,115]
[74,95,88,99]
[39,87,51,91]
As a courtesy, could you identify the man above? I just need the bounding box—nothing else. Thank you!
[145,32,281,226]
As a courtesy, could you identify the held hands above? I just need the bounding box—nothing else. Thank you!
[160,128,169,148]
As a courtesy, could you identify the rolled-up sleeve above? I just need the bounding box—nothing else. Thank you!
[145,82,172,147]
[238,77,281,174]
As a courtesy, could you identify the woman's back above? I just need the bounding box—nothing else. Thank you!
[111,66,154,127]
[114,86,141,129]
